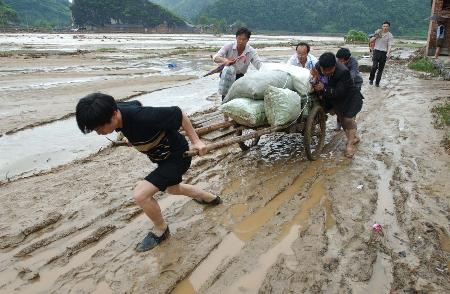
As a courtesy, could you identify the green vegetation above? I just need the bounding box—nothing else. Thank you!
[345,30,368,43]
[0,0,18,27]
[408,57,439,75]
[200,0,430,37]
[71,0,186,28]
[4,0,71,28]
[152,0,216,21]
[432,102,450,127]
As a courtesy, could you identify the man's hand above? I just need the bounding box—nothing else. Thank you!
[310,68,319,79]
[224,58,237,66]
[123,137,132,147]
[313,82,324,92]
[192,141,208,156]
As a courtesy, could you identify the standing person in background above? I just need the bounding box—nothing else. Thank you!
[287,42,318,70]
[213,27,262,100]
[335,48,363,131]
[369,21,394,87]
[434,21,445,59]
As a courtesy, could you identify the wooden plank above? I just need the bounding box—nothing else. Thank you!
[201,127,236,141]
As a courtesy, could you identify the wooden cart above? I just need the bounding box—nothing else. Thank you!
[185,95,327,161]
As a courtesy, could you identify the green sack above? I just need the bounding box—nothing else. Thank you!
[264,86,302,126]
[220,98,267,127]
[223,70,293,103]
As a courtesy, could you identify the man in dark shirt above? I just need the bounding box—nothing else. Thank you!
[76,93,222,252]
[335,48,363,131]
[311,52,363,158]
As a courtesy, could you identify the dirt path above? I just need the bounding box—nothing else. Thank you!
[0,63,449,294]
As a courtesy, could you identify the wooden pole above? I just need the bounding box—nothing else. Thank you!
[180,120,234,136]
[184,125,286,157]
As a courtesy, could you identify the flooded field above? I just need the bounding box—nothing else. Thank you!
[0,33,448,294]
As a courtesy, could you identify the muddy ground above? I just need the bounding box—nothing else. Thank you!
[0,43,449,294]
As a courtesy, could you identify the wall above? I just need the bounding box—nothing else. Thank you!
[427,0,450,56]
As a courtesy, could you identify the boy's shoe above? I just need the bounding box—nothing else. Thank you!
[375,83,380,87]
[136,227,170,252]
[193,195,222,205]
[369,80,373,85]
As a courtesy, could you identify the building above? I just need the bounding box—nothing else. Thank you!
[427,0,450,56]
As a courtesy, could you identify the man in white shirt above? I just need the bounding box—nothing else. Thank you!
[213,27,262,99]
[369,21,394,87]
[287,42,318,70]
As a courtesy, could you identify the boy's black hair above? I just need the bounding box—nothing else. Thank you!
[295,42,310,53]
[319,52,337,68]
[236,27,251,39]
[76,92,117,134]
[383,21,391,26]
[336,48,351,60]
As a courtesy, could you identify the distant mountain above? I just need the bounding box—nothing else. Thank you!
[71,0,186,28]
[200,0,431,37]
[151,0,217,21]
[0,0,19,27]
[4,0,71,28]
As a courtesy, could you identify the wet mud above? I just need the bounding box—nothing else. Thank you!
[0,38,448,293]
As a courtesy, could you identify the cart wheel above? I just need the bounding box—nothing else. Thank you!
[304,105,326,160]
[236,129,260,151]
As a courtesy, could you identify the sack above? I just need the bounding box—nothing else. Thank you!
[218,66,236,96]
[223,70,293,103]
[261,63,312,95]
[264,86,302,126]
[220,98,267,127]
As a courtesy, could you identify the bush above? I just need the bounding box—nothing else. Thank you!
[408,57,439,75]
[345,30,368,43]
[432,102,450,127]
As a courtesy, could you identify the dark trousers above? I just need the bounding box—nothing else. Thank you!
[369,50,387,85]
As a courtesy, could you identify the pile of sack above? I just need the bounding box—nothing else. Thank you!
[220,63,312,127]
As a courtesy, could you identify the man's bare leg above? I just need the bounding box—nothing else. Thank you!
[434,47,441,59]
[167,183,217,202]
[133,181,167,235]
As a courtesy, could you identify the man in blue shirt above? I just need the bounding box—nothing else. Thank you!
[334,48,363,131]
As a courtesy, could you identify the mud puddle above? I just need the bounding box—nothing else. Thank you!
[171,163,338,294]
[0,77,218,180]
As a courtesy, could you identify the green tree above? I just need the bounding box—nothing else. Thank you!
[199,0,431,37]
[4,0,71,28]
[71,0,186,27]
[0,0,19,27]
[345,30,368,43]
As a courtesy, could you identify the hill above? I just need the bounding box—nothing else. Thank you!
[200,0,431,37]
[71,0,186,28]
[151,0,217,21]
[4,0,71,28]
[0,0,19,27]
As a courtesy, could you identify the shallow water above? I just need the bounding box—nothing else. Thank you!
[0,33,344,52]
[0,77,218,179]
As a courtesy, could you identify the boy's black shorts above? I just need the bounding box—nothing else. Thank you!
[145,155,192,191]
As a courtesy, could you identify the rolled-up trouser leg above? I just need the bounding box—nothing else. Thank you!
[337,114,357,130]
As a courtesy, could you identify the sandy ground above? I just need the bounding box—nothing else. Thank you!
[0,50,449,294]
